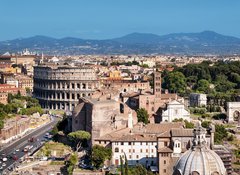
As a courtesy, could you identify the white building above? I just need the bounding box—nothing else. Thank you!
[189,93,207,107]
[112,135,157,167]
[94,122,184,169]
[162,100,190,122]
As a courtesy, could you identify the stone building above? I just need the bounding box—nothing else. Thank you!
[189,93,207,107]
[0,84,26,97]
[72,90,138,144]
[0,116,30,144]
[33,64,99,111]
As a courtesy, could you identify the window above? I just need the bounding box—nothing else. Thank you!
[129,155,131,159]
[151,149,154,153]
[121,149,123,153]
[164,142,168,146]
[146,142,148,145]
[164,169,166,173]
[164,160,166,164]
[136,160,139,163]
[146,149,148,153]
[133,149,135,153]
[140,149,142,153]
[121,142,124,145]
[115,148,119,152]
[128,142,131,145]
[136,155,139,159]
[129,149,131,153]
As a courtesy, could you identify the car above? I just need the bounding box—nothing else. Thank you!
[12,155,18,161]
[0,166,3,170]
[15,149,19,152]
[2,158,7,162]
[2,163,6,167]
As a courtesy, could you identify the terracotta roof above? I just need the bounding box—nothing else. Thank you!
[158,147,173,153]
[171,128,194,137]
[144,122,184,134]
[112,134,156,142]
[157,131,171,138]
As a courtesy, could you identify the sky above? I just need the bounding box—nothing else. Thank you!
[0,0,240,40]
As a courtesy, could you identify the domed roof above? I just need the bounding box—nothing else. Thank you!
[173,122,227,175]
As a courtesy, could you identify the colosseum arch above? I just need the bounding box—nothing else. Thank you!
[227,102,240,125]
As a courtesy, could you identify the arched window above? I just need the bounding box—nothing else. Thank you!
[191,171,200,175]
[115,147,119,152]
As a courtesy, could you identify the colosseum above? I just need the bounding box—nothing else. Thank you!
[33,64,99,111]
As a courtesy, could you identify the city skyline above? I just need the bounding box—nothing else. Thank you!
[1,0,240,40]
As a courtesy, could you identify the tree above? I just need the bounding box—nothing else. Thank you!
[195,79,210,93]
[214,124,228,144]
[134,164,147,175]
[120,155,124,175]
[67,153,78,175]
[91,145,112,169]
[0,120,4,130]
[201,121,211,128]
[137,108,149,124]
[50,125,59,135]
[163,71,186,95]
[124,153,128,175]
[184,120,194,128]
[68,130,91,152]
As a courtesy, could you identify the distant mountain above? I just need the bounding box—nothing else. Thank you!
[1,31,240,55]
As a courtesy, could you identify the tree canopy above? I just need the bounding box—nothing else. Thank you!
[91,145,112,169]
[136,108,149,124]
[68,130,91,152]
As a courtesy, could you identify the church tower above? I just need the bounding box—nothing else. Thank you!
[153,70,161,98]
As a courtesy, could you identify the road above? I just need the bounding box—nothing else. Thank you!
[0,116,59,174]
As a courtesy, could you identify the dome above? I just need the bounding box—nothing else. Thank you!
[173,122,227,175]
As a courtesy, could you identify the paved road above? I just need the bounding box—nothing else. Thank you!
[0,116,59,174]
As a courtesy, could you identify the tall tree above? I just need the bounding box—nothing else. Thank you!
[124,153,128,175]
[120,155,124,175]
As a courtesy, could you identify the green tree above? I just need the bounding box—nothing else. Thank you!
[201,121,211,128]
[214,124,228,144]
[124,153,128,175]
[50,125,59,135]
[184,120,194,128]
[0,120,4,129]
[163,71,186,95]
[134,164,147,175]
[120,155,124,175]
[91,145,112,169]
[195,79,210,93]
[68,130,91,152]
[67,153,78,175]
[137,108,149,124]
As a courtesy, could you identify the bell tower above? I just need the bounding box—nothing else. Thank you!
[153,70,161,98]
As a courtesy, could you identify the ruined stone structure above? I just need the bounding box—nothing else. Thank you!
[72,91,138,145]
[33,64,99,111]
[227,102,240,126]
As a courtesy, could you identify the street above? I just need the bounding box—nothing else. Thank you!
[0,116,59,174]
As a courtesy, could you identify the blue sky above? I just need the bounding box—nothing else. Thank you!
[0,0,240,40]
